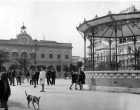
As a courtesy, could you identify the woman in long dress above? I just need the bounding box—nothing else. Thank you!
[39,67,46,92]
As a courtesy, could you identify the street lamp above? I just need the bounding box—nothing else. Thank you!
[57,55,62,78]
[31,39,39,68]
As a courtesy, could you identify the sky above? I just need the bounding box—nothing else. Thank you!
[0,0,140,57]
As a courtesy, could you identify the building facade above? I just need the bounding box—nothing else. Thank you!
[0,25,72,72]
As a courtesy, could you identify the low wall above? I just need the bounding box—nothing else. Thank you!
[85,71,140,93]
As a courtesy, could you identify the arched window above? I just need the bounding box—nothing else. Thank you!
[65,52,69,59]
[57,52,61,59]
[12,52,19,58]
[49,52,53,59]
[65,54,69,59]
[127,47,131,54]
[21,52,28,58]
[30,53,35,59]
[41,53,45,59]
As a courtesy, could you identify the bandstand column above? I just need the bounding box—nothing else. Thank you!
[84,34,86,71]
[92,28,95,71]
[90,38,93,63]
[109,38,112,70]
[134,36,137,70]
[115,23,118,70]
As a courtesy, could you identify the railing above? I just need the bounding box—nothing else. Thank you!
[85,53,136,71]
[85,70,140,78]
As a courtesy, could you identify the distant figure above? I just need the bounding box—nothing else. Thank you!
[7,70,12,85]
[39,67,46,92]
[78,68,86,90]
[32,69,37,88]
[11,70,16,86]
[35,69,40,85]
[69,71,78,90]
[51,68,56,85]
[64,72,67,79]
[26,70,30,82]
[46,68,52,85]
[16,69,22,85]
[21,71,25,83]
[29,69,34,85]
[0,72,11,110]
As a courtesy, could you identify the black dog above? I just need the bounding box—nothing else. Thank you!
[25,90,41,110]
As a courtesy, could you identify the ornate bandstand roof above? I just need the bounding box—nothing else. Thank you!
[76,6,140,39]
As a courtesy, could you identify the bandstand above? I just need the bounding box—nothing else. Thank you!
[77,6,140,93]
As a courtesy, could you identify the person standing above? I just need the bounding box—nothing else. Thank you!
[32,69,37,88]
[78,68,86,90]
[69,70,78,90]
[35,69,40,85]
[16,69,22,85]
[51,68,56,85]
[26,70,30,82]
[7,70,12,85]
[46,68,52,85]
[0,72,11,110]
[11,70,16,86]
[21,70,25,83]
[39,67,46,92]
[29,69,34,85]
[64,72,67,80]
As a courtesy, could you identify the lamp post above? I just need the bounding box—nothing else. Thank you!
[58,56,62,78]
[108,38,113,70]
[33,39,39,69]
[60,56,62,78]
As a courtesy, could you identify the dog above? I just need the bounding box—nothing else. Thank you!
[25,90,41,110]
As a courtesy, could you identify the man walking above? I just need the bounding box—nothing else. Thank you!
[69,70,78,90]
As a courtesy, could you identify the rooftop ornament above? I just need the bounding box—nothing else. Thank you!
[76,5,140,71]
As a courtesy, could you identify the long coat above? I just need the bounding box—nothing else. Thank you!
[71,72,78,83]
[0,72,11,108]
[79,71,86,84]
[39,70,46,84]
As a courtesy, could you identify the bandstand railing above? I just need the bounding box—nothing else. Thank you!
[85,70,140,78]
[85,53,138,71]
[84,70,140,93]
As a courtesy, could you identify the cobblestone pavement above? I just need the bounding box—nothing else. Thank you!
[6,79,140,110]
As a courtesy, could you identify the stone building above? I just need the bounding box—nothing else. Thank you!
[0,25,72,72]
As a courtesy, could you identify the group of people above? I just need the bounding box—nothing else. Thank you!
[7,69,26,86]
[69,68,86,91]
[5,67,56,90]
[38,67,56,92]
[3,67,85,92]
[0,66,85,110]
[6,67,85,91]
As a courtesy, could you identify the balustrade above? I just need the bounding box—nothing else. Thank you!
[85,71,140,78]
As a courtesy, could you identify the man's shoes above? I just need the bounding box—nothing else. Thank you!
[40,90,45,92]
[69,87,72,90]
[75,88,78,90]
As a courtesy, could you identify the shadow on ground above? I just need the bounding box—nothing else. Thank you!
[45,91,75,94]
[8,100,27,109]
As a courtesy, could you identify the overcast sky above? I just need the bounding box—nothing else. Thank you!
[0,0,140,57]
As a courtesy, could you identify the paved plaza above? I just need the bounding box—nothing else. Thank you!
[7,79,140,110]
